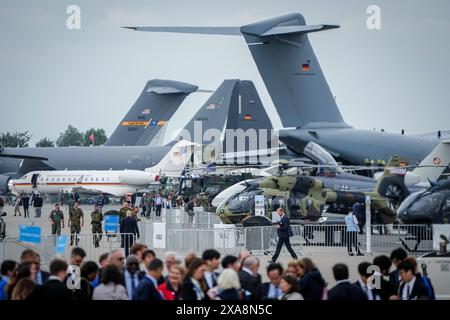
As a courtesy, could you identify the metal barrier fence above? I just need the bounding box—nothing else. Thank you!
[0,233,135,266]
[137,222,434,256]
[166,227,245,254]
[159,207,221,227]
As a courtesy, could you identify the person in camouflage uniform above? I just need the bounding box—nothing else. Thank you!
[118,201,130,247]
[197,193,210,209]
[91,204,103,248]
[145,194,153,218]
[68,202,84,246]
[132,206,140,220]
[49,203,65,236]
[67,193,75,211]
[118,201,130,224]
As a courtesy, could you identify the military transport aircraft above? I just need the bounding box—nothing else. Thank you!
[127,12,443,166]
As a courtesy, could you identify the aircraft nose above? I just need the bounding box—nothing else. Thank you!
[278,129,308,154]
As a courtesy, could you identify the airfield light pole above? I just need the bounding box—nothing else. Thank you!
[365,196,372,254]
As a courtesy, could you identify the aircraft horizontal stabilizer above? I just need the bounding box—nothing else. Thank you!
[257,24,339,37]
[0,153,48,161]
[123,26,242,36]
[124,24,339,38]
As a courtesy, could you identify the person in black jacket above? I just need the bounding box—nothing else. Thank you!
[74,261,99,300]
[390,260,430,300]
[120,210,140,257]
[354,261,380,300]
[298,258,325,300]
[389,248,407,288]
[238,256,261,300]
[258,263,283,300]
[33,253,50,286]
[32,193,43,218]
[123,255,145,299]
[269,208,297,263]
[134,258,164,300]
[328,263,367,301]
[179,258,208,300]
[372,255,395,300]
[22,194,30,218]
[28,259,73,300]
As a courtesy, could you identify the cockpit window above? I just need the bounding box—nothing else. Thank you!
[227,189,262,213]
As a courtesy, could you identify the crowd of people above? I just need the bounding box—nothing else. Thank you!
[0,245,436,301]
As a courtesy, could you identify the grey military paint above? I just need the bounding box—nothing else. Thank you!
[0,79,273,194]
[104,79,199,147]
[128,12,441,165]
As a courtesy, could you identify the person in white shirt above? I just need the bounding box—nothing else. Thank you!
[155,194,163,217]
[355,261,380,300]
[390,260,430,300]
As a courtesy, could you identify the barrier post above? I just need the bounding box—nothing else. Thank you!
[365,195,372,254]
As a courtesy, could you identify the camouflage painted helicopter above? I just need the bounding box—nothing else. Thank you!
[217,155,409,226]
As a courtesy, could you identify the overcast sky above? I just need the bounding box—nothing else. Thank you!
[1,0,449,145]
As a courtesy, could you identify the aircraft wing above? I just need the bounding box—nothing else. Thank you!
[71,185,133,197]
[18,159,55,175]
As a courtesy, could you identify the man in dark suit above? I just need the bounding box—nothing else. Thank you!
[28,259,73,300]
[134,258,164,300]
[33,253,50,285]
[389,248,407,288]
[258,263,283,300]
[354,261,380,300]
[22,194,30,218]
[123,254,145,300]
[202,249,221,290]
[120,210,140,257]
[373,255,395,300]
[20,249,49,286]
[238,256,262,300]
[269,208,297,263]
[328,263,367,301]
[391,260,429,300]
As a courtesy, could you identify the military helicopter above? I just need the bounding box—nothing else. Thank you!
[398,178,450,224]
[217,155,408,226]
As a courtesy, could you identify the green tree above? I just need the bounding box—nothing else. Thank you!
[56,125,83,147]
[0,131,32,147]
[83,128,108,146]
[35,137,55,147]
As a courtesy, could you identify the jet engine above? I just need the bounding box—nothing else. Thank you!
[118,170,159,186]
[0,174,11,195]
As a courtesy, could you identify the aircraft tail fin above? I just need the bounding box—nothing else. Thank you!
[176,79,239,144]
[240,13,346,128]
[172,79,273,163]
[145,140,197,177]
[222,80,273,159]
[104,79,199,146]
[128,13,349,129]
[413,140,450,182]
